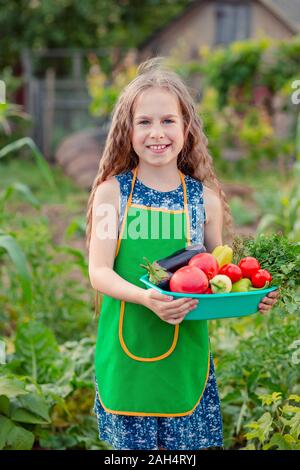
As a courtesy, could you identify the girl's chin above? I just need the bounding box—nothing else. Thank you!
[141,156,178,167]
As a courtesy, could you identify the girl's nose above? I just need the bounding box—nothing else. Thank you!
[149,126,164,138]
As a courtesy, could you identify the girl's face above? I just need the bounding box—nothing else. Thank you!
[131,87,185,168]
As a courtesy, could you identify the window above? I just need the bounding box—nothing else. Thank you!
[215,1,251,45]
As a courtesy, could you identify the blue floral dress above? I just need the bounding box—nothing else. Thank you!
[93,170,224,450]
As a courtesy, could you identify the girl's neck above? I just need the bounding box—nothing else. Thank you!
[135,163,181,192]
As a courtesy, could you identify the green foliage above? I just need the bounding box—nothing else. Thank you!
[0,100,31,150]
[87,60,138,117]
[199,37,300,108]
[0,374,51,450]
[261,36,300,93]
[37,415,109,450]
[229,197,258,227]
[296,112,300,161]
[0,324,106,450]
[0,218,92,342]
[0,137,56,189]
[199,39,270,108]
[212,307,300,449]
[0,231,32,306]
[0,182,41,212]
[232,233,300,314]
[0,103,30,137]
[198,37,300,174]
[254,164,300,242]
[242,393,300,450]
[0,0,191,71]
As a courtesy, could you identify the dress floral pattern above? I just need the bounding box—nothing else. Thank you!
[93,170,223,450]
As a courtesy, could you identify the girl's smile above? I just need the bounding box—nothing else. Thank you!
[146,143,172,153]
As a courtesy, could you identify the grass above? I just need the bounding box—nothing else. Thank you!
[0,156,88,212]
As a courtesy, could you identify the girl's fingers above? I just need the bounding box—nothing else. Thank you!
[167,315,185,325]
[261,297,274,305]
[150,289,173,301]
[268,291,279,298]
[164,299,198,314]
[259,291,279,311]
[259,303,270,310]
[166,301,199,323]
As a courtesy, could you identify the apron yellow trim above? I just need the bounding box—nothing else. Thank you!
[115,169,137,258]
[119,300,179,362]
[130,203,185,214]
[98,351,211,417]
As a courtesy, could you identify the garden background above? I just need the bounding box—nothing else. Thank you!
[0,0,299,450]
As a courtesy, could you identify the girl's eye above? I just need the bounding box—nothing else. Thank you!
[138,119,174,125]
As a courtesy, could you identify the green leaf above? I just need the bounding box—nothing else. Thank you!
[0,415,15,449]
[14,321,60,383]
[263,432,293,450]
[10,407,49,425]
[0,375,28,398]
[0,137,56,189]
[0,395,10,416]
[288,394,300,402]
[282,405,300,414]
[9,392,51,424]
[0,182,41,208]
[0,233,32,305]
[245,412,273,444]
[0,415,34,450]
[289,413,300,439]
[258,392,282,406]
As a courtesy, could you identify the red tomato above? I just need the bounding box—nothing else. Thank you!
[170,266,208,294]
[219,263,242,283]
[203,287,213,294]
[251,269,272,288]
[238,257,261,279]
[188,253,219,280]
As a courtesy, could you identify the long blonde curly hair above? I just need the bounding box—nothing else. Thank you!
[86,57,234,252]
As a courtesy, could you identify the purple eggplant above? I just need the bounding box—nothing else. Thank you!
[140,244,206,289]
[156,244,206,272]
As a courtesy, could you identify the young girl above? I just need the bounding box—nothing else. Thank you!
[86,58,278,451]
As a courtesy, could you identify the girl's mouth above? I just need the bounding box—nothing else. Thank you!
[147,144,171,154]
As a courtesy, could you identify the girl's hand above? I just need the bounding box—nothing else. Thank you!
[142,288,198,325]
[259,290,279,314]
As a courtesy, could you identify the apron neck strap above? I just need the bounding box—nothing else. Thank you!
[130,166,187,206]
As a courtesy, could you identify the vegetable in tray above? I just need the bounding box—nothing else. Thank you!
[140,235,299,314]
[141,243,275,295]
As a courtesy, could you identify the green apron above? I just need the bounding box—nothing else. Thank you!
[94,166,210,417]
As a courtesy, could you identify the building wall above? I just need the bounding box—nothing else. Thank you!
[139,0,295,62]
[139,1,215,61]
[251,2,294,39]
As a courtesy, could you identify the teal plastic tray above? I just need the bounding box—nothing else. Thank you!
[139,274,278,320]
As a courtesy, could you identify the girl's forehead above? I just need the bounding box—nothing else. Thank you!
[133,88,182,117]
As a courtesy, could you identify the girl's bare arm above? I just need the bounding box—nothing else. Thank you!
[88,178,147,305]
[203,185,224,252]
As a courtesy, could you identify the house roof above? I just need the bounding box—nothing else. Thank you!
[137,0,300,51]
[260,0,300,32]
